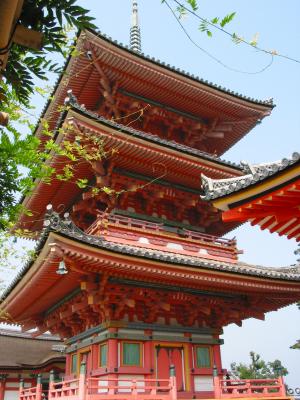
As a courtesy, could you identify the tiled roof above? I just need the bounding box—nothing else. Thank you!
[89,29,275,108]
[65,91,241,170]
[2,207,300,302]
[0,328,60,341]
[0,329,64,368]
[201,152,300,200]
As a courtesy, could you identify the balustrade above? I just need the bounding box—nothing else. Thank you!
[18,366,288,400]
[86,212,238,260]
[213,375,287,398]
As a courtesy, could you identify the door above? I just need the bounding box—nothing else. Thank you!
[155,345,185,392]
[80,351,92,376]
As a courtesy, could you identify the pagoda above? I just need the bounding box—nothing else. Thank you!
[1,3,300,400]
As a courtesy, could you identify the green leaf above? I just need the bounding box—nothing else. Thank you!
[220,12,236,28]
[186,0,198,11]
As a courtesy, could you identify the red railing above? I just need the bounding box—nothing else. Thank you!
[19,386,42,400]
[87,377,177,400]
[86,212,238,259]
[49,378,80,399]
[214,376,287,398]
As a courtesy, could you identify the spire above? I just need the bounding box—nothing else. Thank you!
[130,0,142,53]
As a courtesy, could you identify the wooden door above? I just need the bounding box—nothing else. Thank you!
[155,345,185,391]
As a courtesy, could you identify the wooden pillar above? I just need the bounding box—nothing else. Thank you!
[108,328,118,372]
[212,343,222,371]
[108,335,118,392]
[144,330,153,374]
[49,370,55,396]
[19,378,24,400]
[0,376,6,400]
[78,362,86,400]
[36,374,42,400]
[213,366,221,399]
[169,365,177,400]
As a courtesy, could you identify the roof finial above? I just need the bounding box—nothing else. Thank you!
[130,0,142,53]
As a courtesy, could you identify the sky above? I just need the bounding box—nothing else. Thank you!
[2,0,300,389]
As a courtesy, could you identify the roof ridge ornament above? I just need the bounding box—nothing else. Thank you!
[130,0,142,53]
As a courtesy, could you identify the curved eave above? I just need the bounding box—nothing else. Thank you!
[17,108,243,232]
[34,29,274,157]
[212,162,300,211]
[2,224,300,323]
[87,29,275,110]
[0,357,65,371]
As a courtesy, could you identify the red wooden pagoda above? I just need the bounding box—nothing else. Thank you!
[1,4,299,400]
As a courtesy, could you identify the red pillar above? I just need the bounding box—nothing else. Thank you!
[212,343,222,371]
[0,377,6,400]
[36,374,42,400]
[108,328,118,391]
[144,330,153,374]
[78,362,87,400]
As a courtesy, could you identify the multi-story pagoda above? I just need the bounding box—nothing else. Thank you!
[1,4,300,400]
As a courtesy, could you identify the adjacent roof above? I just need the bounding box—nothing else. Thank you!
[201,152,300,201]
[0,329,64,369]
[201,152,300,241]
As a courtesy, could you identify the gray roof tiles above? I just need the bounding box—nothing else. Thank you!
[201,152,300,200]
[2,207,300,302]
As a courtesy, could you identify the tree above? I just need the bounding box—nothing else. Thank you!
[0,0,96,230]
[230,352,288,379]
[2,0,96,103]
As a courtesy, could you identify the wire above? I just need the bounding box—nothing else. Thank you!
[164,0,274,74]
[171,0,300,65]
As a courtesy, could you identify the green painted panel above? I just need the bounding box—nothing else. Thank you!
[123,343,141,366]
[196,347,211,368]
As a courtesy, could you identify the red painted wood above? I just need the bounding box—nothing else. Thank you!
[0,380,5,400]
[156,347,184,392]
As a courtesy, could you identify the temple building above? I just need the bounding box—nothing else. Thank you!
[0,329,65,400]
[1,3,300,400]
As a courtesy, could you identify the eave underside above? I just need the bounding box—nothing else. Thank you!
[35,30,273,157]
[220,177,300,241]
[2,224,300,337]
[17,110,242,235]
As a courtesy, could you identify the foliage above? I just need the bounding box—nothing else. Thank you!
[0,81,52,229]
[0,0,97,231]
[231,352,288,379]
[2,0,96,104]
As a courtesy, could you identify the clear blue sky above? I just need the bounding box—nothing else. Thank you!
[3,0,300,387]
[75,0,300,385]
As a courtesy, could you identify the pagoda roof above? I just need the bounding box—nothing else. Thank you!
[2,208,300,331]
[67,94,241,170]
[3,208,300,303]
[87,29,274,108]
[0,328,64,369]
[201,152,300,241]
[35,29,274,156]
[18,101,243,233]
